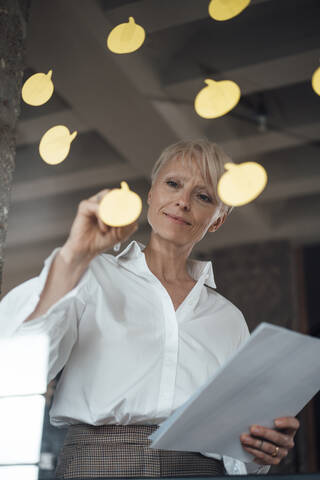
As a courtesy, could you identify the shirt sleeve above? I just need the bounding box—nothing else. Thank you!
[200,452,270,475]
[0,247,90,383]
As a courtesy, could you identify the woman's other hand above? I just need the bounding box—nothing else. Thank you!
[240,416,300,465]
[62,189,138,263]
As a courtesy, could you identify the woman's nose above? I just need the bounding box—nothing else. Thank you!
[176,194,191,210]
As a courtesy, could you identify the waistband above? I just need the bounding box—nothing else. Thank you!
[64,423,159,446]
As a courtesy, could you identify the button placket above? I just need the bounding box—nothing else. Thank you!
[151,281,179,418]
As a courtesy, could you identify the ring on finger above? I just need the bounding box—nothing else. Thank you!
[258,440,264,450]
[272,446,280,457]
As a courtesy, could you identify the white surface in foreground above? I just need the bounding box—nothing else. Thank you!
[0,395,45,464]
[0,334,49,396]
[0,465,39,480]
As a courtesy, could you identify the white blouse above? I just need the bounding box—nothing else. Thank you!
[0,240,269,475]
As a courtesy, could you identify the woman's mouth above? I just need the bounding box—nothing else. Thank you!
[163,212,191,225]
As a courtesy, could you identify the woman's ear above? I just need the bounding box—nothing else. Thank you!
[208,213,227,233]
[147,188,152,206]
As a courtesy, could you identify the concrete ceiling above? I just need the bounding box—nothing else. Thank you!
[3,0,320,294]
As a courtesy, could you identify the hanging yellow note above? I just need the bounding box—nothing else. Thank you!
[107,17,145,54]
[218,162,268,206]
[311,66,320,96]
[39,125,77,165]
[208,0,251,21]
[22,70,54,106]
[194,79,241,118]
[98,181,142,227]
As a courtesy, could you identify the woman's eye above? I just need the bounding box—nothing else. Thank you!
[198,193,211,203]
[166,180,178,188]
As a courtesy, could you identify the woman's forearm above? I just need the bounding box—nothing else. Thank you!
[24,244,92,322]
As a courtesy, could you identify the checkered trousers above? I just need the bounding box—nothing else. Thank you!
[55,424,226,478]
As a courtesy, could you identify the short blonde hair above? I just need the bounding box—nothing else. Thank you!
[151,139,233,217]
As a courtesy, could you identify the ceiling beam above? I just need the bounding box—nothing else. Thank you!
[103,0,272,34]
[164,49,320,100]
[162,0,320,88]
[16,109,90,146]
[221,121,320,159]
[9,137,320,206]
[10,163,143,203]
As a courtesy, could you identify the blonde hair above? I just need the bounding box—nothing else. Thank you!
[150,139,233,217]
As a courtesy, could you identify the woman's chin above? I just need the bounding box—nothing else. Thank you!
[151,228,194,247]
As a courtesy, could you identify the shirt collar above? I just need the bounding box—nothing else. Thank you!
[115,240,216,288]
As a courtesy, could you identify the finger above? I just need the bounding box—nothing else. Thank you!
[251,455,283,466]
[241,434,288,458]
[250,425,295,449]
[83,193,113,233]
[104,223,137,247]
[274,417,300,436]
[242,445,286,465]
[77,201,111,235]
[88,189,110,203]
[78,199,100,218]
[252,458,268,465]
[113,222,138,243]
[97,216,110,233]
[78,200,106,227]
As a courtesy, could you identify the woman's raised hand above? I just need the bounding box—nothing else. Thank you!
[62,189,138,263]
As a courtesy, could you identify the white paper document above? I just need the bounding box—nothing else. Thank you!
[149,323,320,462]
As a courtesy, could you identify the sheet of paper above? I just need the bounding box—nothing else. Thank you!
[149,323,320,462]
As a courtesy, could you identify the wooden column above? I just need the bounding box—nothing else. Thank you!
[0,0,31,294]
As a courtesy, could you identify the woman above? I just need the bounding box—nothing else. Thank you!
[0,139,299,478]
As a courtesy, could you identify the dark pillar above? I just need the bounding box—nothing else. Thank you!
[207,240,312,474]
[0,0,31,294]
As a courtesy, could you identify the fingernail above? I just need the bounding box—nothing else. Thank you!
[251,426,260,434]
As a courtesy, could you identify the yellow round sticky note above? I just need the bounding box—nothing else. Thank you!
[98,181,142,227]
[311,66,320,96]
[208,0,251,21]
[39,125,77,165]
[107,17,145,54]
[217,162,268,206]
[22,70,54,106]
[194,78,241,119]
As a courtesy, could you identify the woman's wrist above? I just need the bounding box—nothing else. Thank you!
[60,241,94,269]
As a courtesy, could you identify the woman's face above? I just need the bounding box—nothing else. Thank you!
[147,155,226,248]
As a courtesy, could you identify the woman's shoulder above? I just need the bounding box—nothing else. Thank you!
[205,285,245,320]
[204,286,249,341]
[92,251,119,267]
[87,249,133,282]
[87,251,120,279]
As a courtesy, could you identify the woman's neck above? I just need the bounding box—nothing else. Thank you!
[143,234,194,284]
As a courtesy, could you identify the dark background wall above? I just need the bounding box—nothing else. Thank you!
[204,240,320,474]
[303,244,320,472]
